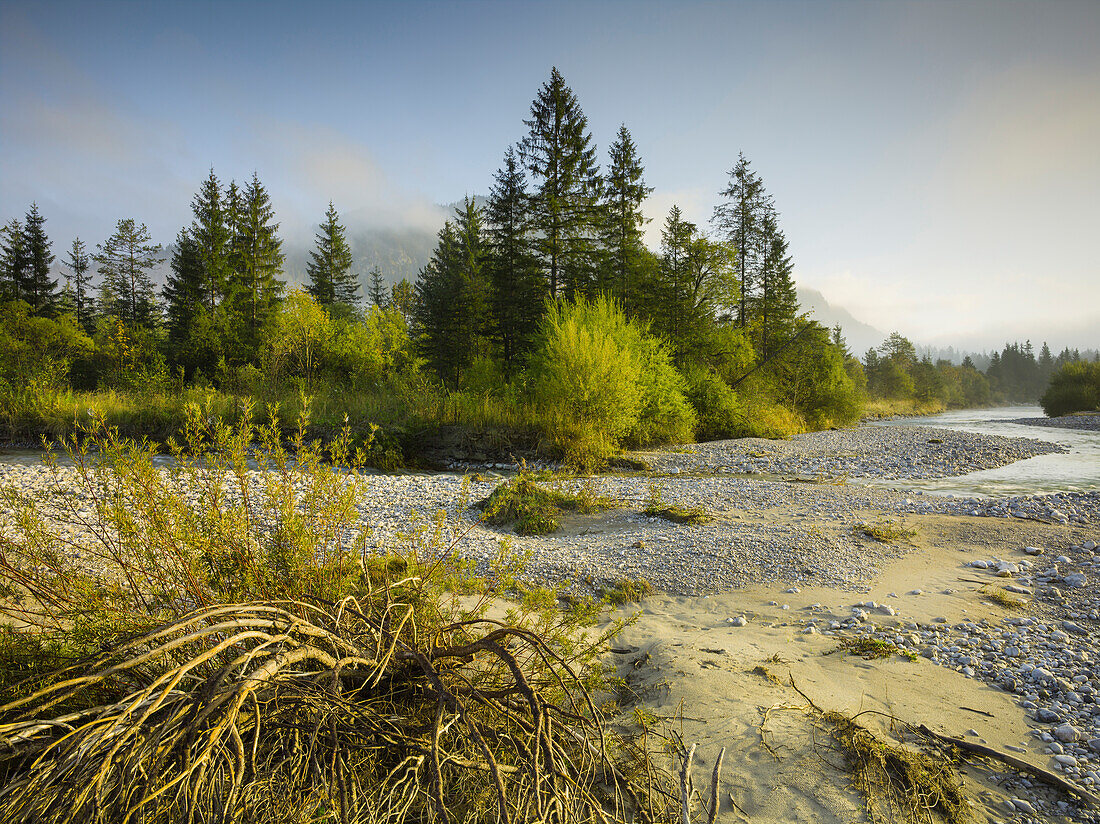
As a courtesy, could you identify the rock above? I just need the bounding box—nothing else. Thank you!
[802,625,818,635]
[1054,723,1080,743]
[1088,738,1100,753]
[729,616,748,627]
[1011,797,1037,814]
[1024,546,1045,555]
[1055,754,1079,767]
[1036,708,1061,723]
[1064,573,1088,588]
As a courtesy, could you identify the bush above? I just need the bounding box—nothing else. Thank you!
[1041,360,1100,417]
[683,365,742,441]
[0,411,667,823]
[529,295,694,467]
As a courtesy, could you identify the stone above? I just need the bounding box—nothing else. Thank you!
[1064,573,1088,588]
[1054,723,1080,743]
[1036,708,1061,723]
[1024,546,1045,555]
[729,616,748,627]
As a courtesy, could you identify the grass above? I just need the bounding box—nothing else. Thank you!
[641,484,710,525]
[860,398,947,420]
[833,636,917,662]
[980,584,1028,610]
[854,520,917,543]
[596,577,655,606]
[476,474,616,535]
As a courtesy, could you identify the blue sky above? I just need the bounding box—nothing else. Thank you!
[2,0,1098,349]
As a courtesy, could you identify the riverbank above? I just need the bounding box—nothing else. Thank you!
[2,420,1099,821]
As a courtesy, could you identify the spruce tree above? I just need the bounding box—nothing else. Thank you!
[163,228,207,363]
[520,67,602,299]
[190,169,231,312]
[94,218,164,326]
[0,219,28,303]
[62,238,93,331]
[712,152,769,327]
[307,202,359,317]
[485,146,544,368]
[230,173,285,353]
[367,266,386,307]
[413,199,488,384]
[22,204,58,315]
[599,125,651,308]
[754,206,798,361]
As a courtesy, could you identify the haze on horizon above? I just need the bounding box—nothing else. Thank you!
[1,0,1097,353]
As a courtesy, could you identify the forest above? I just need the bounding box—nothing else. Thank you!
[1,67,1096,467]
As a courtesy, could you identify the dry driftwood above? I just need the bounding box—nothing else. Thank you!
[679,742,726,824]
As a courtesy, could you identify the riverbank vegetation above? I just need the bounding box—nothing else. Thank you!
[2,67,1095,466]
[0,412,674,822]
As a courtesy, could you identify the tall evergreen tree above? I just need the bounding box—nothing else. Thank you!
[22,204,58,315]
[367,266,387,307]
[413,199,488,384]
[94,218,164,326]
[485,146,544,368]
[712,152,769,327]
[162,228,206,360]
[62,237,93,331]
[190,169,231,312]
[599,125,652,307]
[519,67,602,299]
[0,219,28,303]
[230,173,284,352]
[306,202,359,316]
[754,206,799,361]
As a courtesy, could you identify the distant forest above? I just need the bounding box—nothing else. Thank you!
[1,67,1096,465]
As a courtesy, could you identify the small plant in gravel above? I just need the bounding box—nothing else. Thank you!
[833,636,917,661]
[597,577,655,606]
[477,474,616,535]
[981,584,1028,610]
[642,484,710,525]
[853,520,917,543]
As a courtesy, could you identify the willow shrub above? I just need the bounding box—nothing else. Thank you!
[0,405,668,823]
[1041,360,1100,417]
[528,295,695,470]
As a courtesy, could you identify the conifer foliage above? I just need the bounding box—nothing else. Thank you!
[61,238,93,331]
[520,67,602,299]
[94,218,163,326]
[307,202,359,317]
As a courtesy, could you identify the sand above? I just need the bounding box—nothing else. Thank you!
[609,513,1093,823]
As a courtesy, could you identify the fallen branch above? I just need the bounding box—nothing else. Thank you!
[917,725,1100,809]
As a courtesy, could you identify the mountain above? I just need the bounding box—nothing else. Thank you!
[796,287,885,355]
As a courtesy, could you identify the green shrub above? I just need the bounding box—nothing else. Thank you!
[683,365,742,441]
[529,295,694,467]
[1041,360,1100,417]
[477,474,615,535]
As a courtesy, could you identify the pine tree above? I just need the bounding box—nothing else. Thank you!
[520,67,602,299]
[190,169,231,312]
[0,219,28,303]
[94,218,164,326]
[22,204,58,315]
[754,206,799,361]
[230,173,285,353]
[599,125,652,308]
[485,146,544,368]
[712,152,769,327]
[307,202,359,317]
[62,238,93,331]
[413,199,488,384]
[163,229,206,357]
[367,266,386,308]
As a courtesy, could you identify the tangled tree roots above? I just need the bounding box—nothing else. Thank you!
[0,599,668,823]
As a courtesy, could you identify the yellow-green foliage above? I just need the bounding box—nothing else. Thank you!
[853,520,917,543]
[478,475,614,535]
[1041,360,1100,417]
[980,585,1028,610]
[597,577,654,605]
[529,295,695,470]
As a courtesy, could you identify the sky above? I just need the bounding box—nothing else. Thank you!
[2,0,1098,351]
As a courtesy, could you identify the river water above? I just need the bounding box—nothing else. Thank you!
[861,405,1100,498]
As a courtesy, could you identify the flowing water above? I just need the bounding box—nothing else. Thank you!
[860,406,1100,498]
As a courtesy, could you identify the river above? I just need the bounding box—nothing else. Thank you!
[861,405,1100,498]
